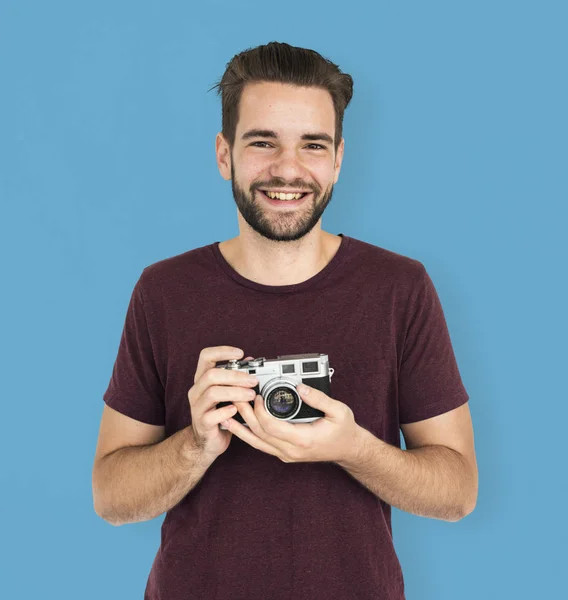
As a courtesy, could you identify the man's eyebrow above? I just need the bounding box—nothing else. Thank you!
[241,129,334,145]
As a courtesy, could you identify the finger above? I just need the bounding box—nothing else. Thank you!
[203,403,238,429]
[237,396,301,452]
[193,346,244,384]
[297,385,340,420]
[207,384,257,404]
[190,367,256,412]
[223,415,281,457]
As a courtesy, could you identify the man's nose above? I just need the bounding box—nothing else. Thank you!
[268,149,308,181]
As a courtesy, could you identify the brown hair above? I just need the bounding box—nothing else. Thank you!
[208,41,354,154]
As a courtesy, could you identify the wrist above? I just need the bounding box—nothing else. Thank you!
[338,425,371,469]
[180,427,214,468]
[184,425,223,469]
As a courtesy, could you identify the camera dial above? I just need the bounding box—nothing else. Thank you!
[247,357,265,367]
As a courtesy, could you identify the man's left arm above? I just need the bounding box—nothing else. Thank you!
[336,402,478,522]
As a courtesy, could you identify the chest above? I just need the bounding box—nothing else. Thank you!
[159,291,401,445]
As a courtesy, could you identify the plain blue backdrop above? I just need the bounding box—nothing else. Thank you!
[1,0,566,598]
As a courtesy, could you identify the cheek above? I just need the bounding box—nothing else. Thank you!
[240,162,267,185]
[309,161,336,182]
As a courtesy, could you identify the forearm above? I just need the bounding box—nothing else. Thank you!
[337,427,477,521]
[93,426,215,526]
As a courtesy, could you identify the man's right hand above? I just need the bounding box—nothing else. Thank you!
[188,346,258,461]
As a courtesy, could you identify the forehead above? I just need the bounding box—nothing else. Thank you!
[236,81,335,140]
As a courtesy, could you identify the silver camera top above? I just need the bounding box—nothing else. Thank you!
[220,353,334,380]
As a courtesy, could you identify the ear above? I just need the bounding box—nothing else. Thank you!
[333,137,345,184]
[216,132,232,181]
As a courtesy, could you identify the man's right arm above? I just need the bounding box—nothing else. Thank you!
[92,422,215,527]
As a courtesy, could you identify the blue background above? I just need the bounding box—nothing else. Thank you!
[1,1,566,598]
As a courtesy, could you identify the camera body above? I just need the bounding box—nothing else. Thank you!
[216,353,335,429]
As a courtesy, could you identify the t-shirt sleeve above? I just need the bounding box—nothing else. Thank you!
[102,273,166,426]
[398,265,469,424]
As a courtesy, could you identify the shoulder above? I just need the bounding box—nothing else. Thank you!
[137,242,216,296]
[345,235,427,289]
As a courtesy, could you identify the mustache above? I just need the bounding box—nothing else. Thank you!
[252,185,319,194]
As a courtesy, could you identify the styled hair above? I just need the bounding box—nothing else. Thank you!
[208,41,354,154]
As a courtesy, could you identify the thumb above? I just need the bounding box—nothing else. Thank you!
[297,383,336,412]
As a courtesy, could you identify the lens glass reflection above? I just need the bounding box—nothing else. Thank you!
[267,387,299,418]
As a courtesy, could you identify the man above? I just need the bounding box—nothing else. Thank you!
[93,41,477,600]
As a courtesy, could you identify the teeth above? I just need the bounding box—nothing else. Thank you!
[265,191,305,201]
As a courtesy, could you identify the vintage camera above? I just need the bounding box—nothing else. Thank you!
[216,353,335,429]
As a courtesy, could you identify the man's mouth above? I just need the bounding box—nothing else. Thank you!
[257,189,312,207]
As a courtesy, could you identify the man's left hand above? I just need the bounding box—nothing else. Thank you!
[224,383,364,464]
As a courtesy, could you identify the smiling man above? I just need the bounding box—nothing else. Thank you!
[93,42,477,600]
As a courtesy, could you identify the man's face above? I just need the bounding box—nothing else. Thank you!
[219,81,344,242]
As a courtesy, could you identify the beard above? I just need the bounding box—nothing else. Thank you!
[229,159,335,242]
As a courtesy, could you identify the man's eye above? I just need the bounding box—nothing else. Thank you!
[250,142,326,150]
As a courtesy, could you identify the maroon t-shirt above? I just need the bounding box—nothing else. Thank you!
[102,233,469,600]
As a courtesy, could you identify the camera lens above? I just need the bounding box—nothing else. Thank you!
[266,386,299,419]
